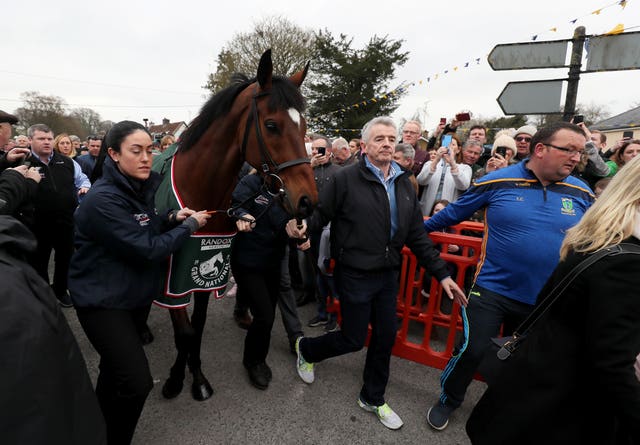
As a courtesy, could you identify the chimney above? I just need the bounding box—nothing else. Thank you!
[162,118,170,126]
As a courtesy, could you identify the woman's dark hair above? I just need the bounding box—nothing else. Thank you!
[612,139,640,167]
[430,199,450,216]
[91,121,150,182]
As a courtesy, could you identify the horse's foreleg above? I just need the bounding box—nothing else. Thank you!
[188,291,213,401]
[161,307,193,399]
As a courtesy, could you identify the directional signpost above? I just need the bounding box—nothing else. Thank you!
[489,28,640,119]
[488,40,569,71]
[585,31,640,72]
[496,80,564,115]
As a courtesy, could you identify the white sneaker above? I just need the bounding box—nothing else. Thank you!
[295,337,314,384]
[358,397,404,430]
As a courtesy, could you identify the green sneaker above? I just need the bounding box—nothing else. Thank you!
[357,397,404,430]
[295,337,314,384]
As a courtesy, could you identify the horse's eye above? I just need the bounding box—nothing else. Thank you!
[264,120,279,133]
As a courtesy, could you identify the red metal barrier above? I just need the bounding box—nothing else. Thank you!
[326,221,484,372]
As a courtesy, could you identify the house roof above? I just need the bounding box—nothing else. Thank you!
[591,106,640,131]
[148,121,186,135]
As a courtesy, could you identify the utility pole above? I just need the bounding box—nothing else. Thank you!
[562,26,586,122]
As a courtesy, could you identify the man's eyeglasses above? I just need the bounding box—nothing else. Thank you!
[543,143,584,157]
[515,136,531,142]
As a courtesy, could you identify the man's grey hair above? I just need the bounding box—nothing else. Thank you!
[27,124,52,137]
[402,119,422,132]
[332,137,349,150]
[69,134,81,143]
[463,139,483,150]
[311,133,331,147]
[394,143,415,160]
[361,116,397,143]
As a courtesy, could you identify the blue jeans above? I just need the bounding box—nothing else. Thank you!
[440,284,532,408]
[300,265,399,406]
[316,272,337,321]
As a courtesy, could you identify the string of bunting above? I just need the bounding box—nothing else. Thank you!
[312,0,633,123]
[532,0,628,40]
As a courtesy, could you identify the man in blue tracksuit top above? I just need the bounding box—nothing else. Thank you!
[424,121,595,431]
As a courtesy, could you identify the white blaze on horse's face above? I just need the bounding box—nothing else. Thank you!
[287,108,301,128]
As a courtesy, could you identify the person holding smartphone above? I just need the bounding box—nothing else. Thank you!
[416,133,471,217]
[473,134,517,180]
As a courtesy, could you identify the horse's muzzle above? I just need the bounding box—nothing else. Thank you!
[296,196,314,219]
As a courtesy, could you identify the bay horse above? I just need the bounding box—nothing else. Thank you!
[157,49,317,401]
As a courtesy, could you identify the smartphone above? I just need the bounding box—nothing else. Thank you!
[623,130,634,139]
[441,134,453,149]
[317,146,326,156]
[495,146,507,157]
[439,117,446,125]
[573,114,584,124]
[455,112,471,121]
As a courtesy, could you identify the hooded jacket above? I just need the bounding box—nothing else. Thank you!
[68,157,195,309]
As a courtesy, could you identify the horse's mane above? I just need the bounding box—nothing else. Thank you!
[179,73,306,153]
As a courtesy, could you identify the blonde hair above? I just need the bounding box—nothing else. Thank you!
[560,154,640,259]
[53,133,76,158]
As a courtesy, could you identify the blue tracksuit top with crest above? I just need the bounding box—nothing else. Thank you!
[424,160,594,305]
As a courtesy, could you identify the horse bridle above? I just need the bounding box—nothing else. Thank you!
[221,86,310,224]
[240,88,310,193]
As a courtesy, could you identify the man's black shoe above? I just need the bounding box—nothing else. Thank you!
[246,362,272,390]
[57,292,73,308]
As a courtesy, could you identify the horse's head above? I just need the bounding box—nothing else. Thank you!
[237,49,318,218]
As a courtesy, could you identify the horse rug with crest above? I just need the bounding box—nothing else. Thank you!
[153,147,235,308]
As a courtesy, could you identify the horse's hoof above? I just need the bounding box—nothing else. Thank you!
[162,377,184,399]
[191,377,214,401]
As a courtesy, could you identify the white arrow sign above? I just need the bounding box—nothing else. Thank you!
[585,31,640,72]
[497,80,564,115]
[488,40,569,70]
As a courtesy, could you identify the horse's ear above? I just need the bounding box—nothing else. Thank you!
[289,61,310,88]
[257,49,273,90]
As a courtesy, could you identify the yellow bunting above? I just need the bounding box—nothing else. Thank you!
[549,27,557,32]
[604,23,625,35]
[592,8,602,14]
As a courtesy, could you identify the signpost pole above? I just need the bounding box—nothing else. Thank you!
[562,27,586,121]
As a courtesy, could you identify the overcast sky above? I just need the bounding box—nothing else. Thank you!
[3,0,638,133]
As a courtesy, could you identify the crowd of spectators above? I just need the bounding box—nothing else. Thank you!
[1,106,639,444]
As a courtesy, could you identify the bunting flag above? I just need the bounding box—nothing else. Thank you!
[605,23,625,34]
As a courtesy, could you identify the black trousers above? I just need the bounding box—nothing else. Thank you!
[76,306,154,445]
[301,265,399,406]
[31,220,74,297]
[232,260,281,368]
[440,284,531,408]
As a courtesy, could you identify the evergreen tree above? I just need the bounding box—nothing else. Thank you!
[306,30,408,138]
